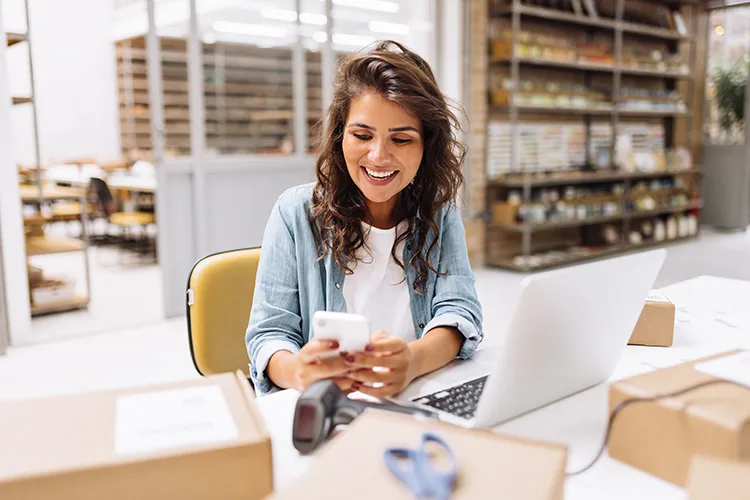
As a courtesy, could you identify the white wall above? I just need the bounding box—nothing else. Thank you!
[3,0,121,166]
[0,3,32,341]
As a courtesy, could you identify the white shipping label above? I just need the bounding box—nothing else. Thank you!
[694,351,750,388]
[647,290,671,303]
[115,385,239,455]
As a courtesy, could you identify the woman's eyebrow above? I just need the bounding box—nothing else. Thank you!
[347,122,375,130]
[388,126,419,133]
[346,123,420,133]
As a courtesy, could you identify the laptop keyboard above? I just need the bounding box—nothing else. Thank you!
[410,376,488,419]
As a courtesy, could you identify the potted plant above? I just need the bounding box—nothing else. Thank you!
[701,63,750,230]
[713,65,746,144]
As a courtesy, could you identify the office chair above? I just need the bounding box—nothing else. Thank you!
[88,177,155,258]
[186,247,261,381]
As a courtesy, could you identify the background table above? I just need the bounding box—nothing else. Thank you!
[255,276,750,499]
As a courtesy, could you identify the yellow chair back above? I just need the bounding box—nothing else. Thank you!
[186,247,261,377]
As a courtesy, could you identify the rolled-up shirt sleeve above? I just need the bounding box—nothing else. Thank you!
[423,205,484,359]
[245,197,305,394]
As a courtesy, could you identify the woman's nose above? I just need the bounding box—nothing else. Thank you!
[367,139,391,163]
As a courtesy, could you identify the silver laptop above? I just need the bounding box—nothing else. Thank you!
[395,249,667,428]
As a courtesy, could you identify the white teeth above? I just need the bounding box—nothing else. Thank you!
[364,167,396,180]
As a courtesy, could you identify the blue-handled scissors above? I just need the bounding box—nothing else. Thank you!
[384,432,458,500]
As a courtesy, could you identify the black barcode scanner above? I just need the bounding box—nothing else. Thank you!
[292,380,437,454]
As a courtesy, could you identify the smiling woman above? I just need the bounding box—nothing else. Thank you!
[245,40,483,398]
[343,94,424,224]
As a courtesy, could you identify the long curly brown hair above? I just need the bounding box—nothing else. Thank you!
[310,40,466,294]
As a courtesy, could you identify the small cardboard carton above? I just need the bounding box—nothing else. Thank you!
[628,290,675,347]
[273,409,567,500]
[608,350,750,486]
[0,372,272,500]
[688,455,750,500]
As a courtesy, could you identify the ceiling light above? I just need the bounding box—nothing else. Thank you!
[300,13,327,25]
[261,8,297,22]
[715,25,725,36]
[333,33,375,46]
[331,0,399,14]
[212,21,287,38]
[368,21,410,36]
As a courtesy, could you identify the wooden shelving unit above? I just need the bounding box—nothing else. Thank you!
[494,2,694,41]
[20,186,92,316]
[12,96,32,105]
[30,295,89,316]
[484,0,702,271]
[116,36,325,157]
[490,167,702,188]
[5,32,26,47]
[493,56,693,79]
[490,233,697,271]
[25,236,87,256]
[492,199,704,233]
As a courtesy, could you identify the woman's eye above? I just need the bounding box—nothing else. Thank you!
[392,137,412,145]
[353,133,372,141]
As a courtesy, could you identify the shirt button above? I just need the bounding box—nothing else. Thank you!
[335,282,340,289]
[419,323,425,329]
[406,244,411,250]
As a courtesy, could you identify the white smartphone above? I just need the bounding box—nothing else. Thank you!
[311,311,371,358]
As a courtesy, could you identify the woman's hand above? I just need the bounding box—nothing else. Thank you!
[269,340,357,393]
[343,331,418,398]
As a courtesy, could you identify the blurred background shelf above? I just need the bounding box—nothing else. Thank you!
[489,168,702,188]
[491,200,703,233]
[5,31,26,47]
[491,104,614,116]
[26,236,87,256]
[116,35,327,157]
[482,0,700,271]
[487,234,698,271]
[492,213,627,232]
[30,295,89,317]
[492,3,693,42]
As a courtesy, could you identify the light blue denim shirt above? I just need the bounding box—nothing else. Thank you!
[245,183,484,394]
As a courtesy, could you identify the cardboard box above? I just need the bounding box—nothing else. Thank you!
[0,372,272,500]
[628,290,675,347]
[492,202,517,225]
[688,455,750,500]
[273,409,567,500]
[608,350,750,486]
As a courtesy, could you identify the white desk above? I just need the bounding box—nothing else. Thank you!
[255,276,750,499]
[107,175,157,194]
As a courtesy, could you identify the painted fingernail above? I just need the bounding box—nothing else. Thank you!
[339,351,349,358]
[329,340,340,349]
[345,354,355,363]
[365,344,374,352]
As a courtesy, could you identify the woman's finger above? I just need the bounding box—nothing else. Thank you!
[307,357,351,378]
[366,335,406,354]
[331,377,357,393]
[347,368,402,384]
[355,382,399,399]
[299,340,341,364]
[343,351,406,369]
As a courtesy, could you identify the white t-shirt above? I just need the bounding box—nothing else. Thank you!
[344,221,416,343]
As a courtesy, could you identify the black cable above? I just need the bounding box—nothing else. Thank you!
[567,378,749,476]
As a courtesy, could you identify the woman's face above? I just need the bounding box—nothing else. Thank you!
[342,91,424,212]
